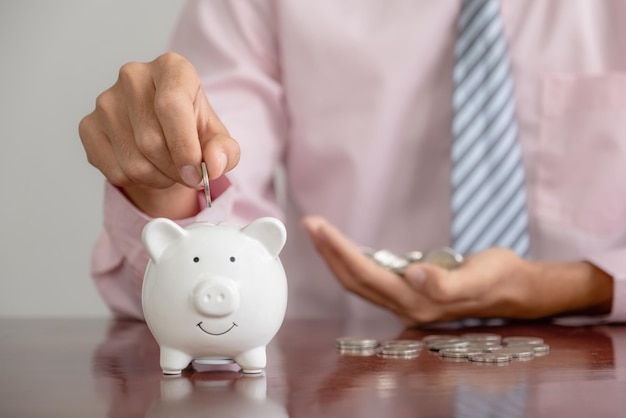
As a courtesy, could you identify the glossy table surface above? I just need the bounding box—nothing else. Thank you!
[1,318,626,417]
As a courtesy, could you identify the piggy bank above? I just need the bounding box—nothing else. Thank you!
[141,217,288,375]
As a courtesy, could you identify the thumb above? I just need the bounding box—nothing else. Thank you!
[404,262,458,300]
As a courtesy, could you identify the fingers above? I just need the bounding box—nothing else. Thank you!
[152,53,239,183]
[90,84,174,189]
[80,52,240,193]
[302,216,529,323]
[79,117,128,185]
[302,216,417,316]
[120,61,181,185]
[196,95,241,179]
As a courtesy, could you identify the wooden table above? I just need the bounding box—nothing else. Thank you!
[1,318,625,417]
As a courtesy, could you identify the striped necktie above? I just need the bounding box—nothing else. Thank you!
[451,0,529,258]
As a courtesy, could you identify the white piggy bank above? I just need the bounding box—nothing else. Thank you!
[141,217,288,375]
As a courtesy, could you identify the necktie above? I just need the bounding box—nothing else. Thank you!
[451,0,529,258]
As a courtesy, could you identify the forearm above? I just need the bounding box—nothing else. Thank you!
[527,260,613,318]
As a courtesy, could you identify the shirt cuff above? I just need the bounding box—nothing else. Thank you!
[587,248,626,323]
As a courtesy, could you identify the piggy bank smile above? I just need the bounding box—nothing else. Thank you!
[196,321,238,336]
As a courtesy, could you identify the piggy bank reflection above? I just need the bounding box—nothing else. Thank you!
[146,374,287,418]
[141,217,288,375]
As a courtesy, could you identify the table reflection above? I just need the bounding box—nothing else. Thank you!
[85,318,626,418]
[284,322,617,418]
[92,320,287,418]
[147,374,287,418]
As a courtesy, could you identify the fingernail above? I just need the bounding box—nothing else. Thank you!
[218,152,228,176]
[181,165,201,187]
[301,216,326,232]
[404,266,426,289]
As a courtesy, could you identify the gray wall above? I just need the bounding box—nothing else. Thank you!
[0,1,185,317]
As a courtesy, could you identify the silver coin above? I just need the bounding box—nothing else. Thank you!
[371,249,410,274]
[531,343,550,354]
[201,162,212,208]
[377,350,420,359]
[468,352,512,363]
[480,344,505,352]
[379,252,410,273]
[423,247,464,269]
[403,251,424,263]
[439,347,485,358]
[502,336,544,346]
[490,346,535,359]
[379,346,421,356]
[336,337,379,349]
[338,348,378,356]
[464,341,502,349]
[380,340,423,350]
[428,339,470,351]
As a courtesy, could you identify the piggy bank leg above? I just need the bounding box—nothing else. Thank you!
[160,347,192,375]
[234,346,266,374]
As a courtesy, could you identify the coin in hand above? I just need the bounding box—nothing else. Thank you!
[423,247,464,269]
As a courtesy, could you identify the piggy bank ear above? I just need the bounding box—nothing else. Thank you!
[241,217,286,259]
[142,218,188,262]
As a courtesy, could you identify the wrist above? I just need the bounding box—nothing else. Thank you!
[527,260,613,317]
[121,183,200,219]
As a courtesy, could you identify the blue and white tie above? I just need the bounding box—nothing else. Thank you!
[451,0,529,257]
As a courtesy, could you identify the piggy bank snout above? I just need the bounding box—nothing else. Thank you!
[192,278,240,317]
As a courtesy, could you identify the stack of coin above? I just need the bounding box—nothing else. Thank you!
[429,334,549,363]
[377,340,423,359]
[500,336,550,357]
[335,333,550,364]
[335,337,379,356]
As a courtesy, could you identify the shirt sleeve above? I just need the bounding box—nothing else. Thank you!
[92,0,287,319]
[587,250,626,323]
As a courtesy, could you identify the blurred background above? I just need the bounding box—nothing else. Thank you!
[0,1,185,317]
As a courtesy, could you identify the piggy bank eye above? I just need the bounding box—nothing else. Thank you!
[229,256,236,263]
[193,257,200,263]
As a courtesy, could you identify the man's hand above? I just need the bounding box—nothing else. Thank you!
[302,216,613,325]
[79,52,240,218]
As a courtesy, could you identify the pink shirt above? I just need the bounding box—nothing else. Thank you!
[92,0,626,323]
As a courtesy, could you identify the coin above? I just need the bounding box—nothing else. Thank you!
[427,339,470,351]
[439,347,485,358]
[201,162,211,208]
[380,340,423,350]
[468,352,512,363]
[502,336,544,346]
[403,251,424,263]
[480,344,505,352]
[423,247,464,269]
[531,343,550,354]
[338,348,378,356]
[336,333,549,364]
[377,346,421,359]
[371,249,410,274]
[379,345,421,356]
[335,337,379,349]
[490,346,535,359]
